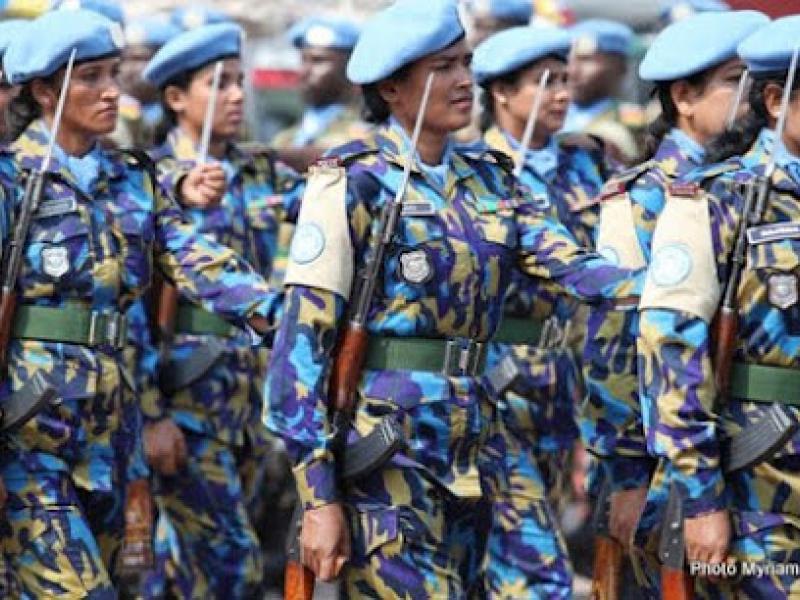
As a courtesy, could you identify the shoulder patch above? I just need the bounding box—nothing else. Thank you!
[327,136,380,165]
[668,182,701,197]
[599,180,627,200]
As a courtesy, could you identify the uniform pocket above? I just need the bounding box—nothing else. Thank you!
[350,506,402,560]
[26,220,91,287]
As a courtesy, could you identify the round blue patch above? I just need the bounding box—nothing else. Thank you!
[650,243,692,287]
[290,222,326,265]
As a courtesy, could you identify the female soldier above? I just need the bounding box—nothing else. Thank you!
[0,10,277,597]
[472,25,612,598]
[639,14,800,598]
[265,0,643,596]
[140,23,303,598]
[586,10,767,559]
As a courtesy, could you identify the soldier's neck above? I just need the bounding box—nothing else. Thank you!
[42,116,93,157]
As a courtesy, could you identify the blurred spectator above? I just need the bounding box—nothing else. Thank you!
[271,16,369,172]
[564,19,644,162]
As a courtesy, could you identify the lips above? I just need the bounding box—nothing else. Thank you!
[451,96,473,111]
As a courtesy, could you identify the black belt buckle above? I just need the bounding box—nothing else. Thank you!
[442,338,483,377]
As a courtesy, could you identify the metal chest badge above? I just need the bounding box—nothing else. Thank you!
[399,249,433,284]
[768,273,798,310]
[41,246,70,279]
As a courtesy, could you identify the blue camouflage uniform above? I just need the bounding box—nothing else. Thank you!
[0,11,280,597]
[472,24,616,598]
[640,16,800,598]
[139,24,305,599]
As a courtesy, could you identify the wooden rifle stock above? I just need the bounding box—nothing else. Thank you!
[329,324,369,412]
[661,567,694,600]
[117,479,154,576]
[712,307,738,398]
[0,292,17,370]
[284,560,315,600]
[590,536,623,600]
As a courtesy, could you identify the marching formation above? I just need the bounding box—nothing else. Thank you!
[0,1,797,599]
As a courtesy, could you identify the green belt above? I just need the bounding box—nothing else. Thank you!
[730,362,800,406]
[12,305,128,349]
[493,318,543,346]
[364,335,487,376]
[175,304,238,338]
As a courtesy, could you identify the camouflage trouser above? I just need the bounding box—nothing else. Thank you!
[343,464,490,599]
[1,475,123,598]
[482,435,573,600]
[142,429,264,599]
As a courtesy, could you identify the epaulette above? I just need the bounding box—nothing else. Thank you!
[326,136,380,165]
[484,148,515,174]
[558,132,604,153]
[684,158,742,185]
[598,160,655,200]
[667,182,702,197]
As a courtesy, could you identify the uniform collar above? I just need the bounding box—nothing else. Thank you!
[378,119,475,193]
[654,128,705,178]
[563,97,614,132]
[745,128,800,193]
[484,125,559,181]
[293,103,347,146]
[165,126,242,168]
[12,119,126,189]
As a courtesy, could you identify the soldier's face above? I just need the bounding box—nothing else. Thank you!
[381,39,474,136]
[173,58,245,143]
[299,47,351,107]
[677,58,748,144]
[568,52,626,105]
[49,57,121,138]
[119,44,159,104]
[502,58,570,139]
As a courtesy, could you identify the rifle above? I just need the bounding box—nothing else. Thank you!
[714,46,799,400]
[0,49,76,367]
[590,482,623,600]
[155,60,225,395]
[0,52,75,426]
[284,72,436,600]
[659,483,694,600]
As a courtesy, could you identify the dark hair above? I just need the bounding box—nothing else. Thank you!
[359,63,412,124]
[644,69,711,160]
[153,54,238,145]
[478,55,567,133]
[705,72,800,163]
[7,80,49,141]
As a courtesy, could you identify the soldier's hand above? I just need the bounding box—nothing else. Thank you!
[179,164,226,208]
[684,508,731,570]
[609,486,647,549]
[143,418,188,476]
[302,502,350,581]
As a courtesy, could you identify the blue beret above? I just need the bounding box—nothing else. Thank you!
[171,6,231,31]
[54,0,124,25]
[125,15,181,48]
[738,15,800,74]
[468,0,532,23]
[0,19,27,57]
[640,11,768,82]
[661,0,730,24]
[143,23,242,89]
[347,0,464,85]
[570,19,633,57]
[4,9,123,85]
[473,25,571,85]
[288,17,360,51]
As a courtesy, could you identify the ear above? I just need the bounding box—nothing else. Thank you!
[376,78,402,107]
[763,81,785,121]
[30,78,57,113]
[491,81,512,106]
[670,79,696,119]
[163,84,187,115]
